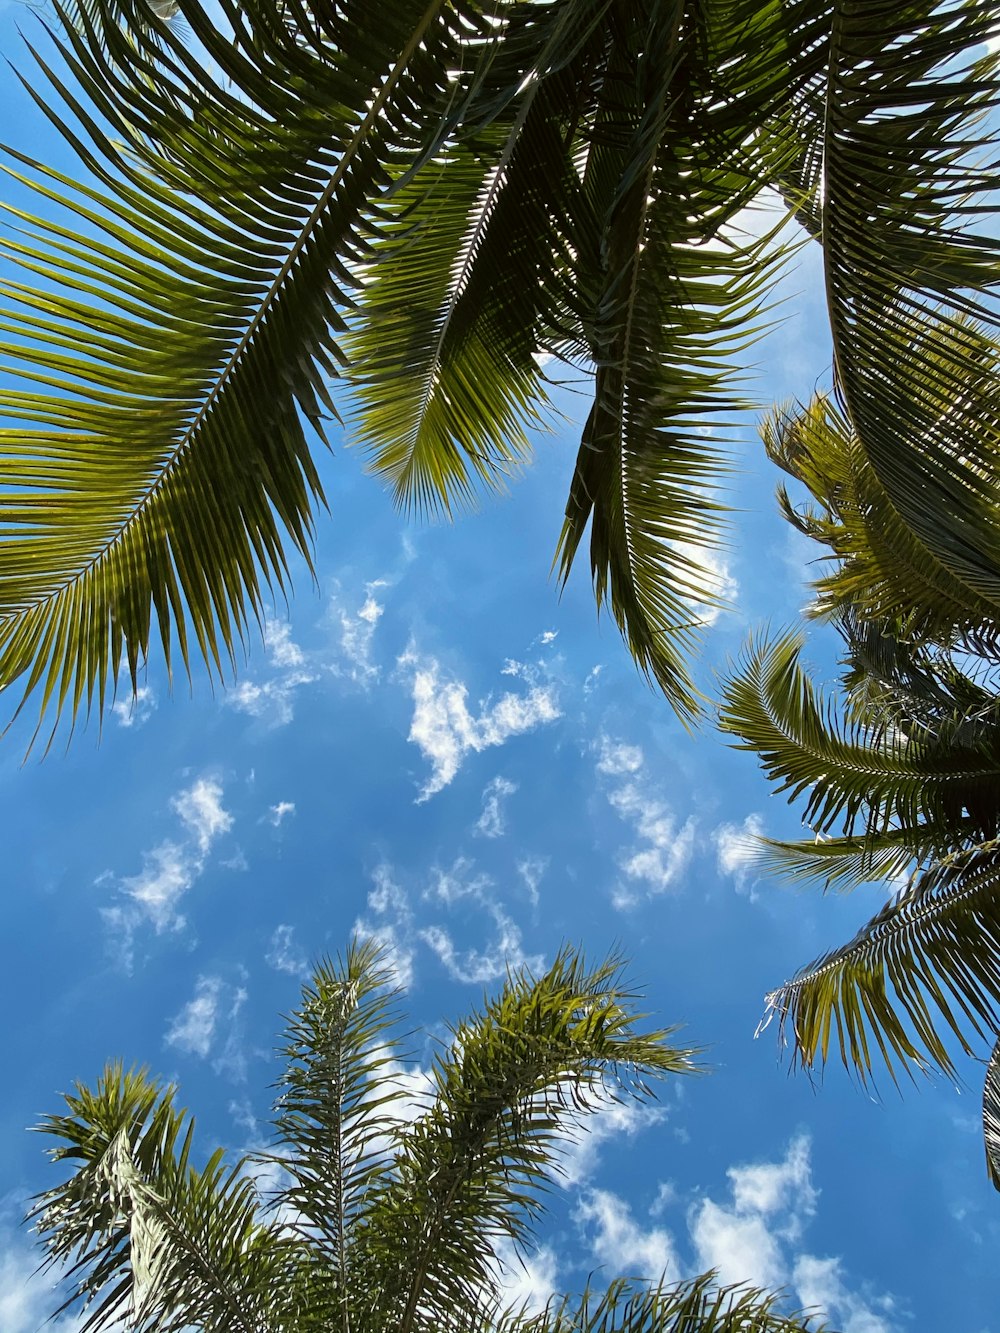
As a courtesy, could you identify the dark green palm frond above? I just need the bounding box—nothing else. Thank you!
[719,631,1000,857]
[523,1274,828,1333]
[761,392,1000,653]
[983,1033,1000,1191]
[763,841,1000,1083]
[814,0,1000,598]
[753,826,932,893]
[362,948,701,1333]
[30,1063,305,1332]
[269,939,408,1273]
[0,0,476,748]
[345,0,604,516]
[554,1,793,723]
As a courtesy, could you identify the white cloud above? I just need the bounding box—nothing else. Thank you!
[597,738,695,905]
[166,975,224,1057]
[327,579,387,685]
[559,1099,668,1189]
[668,540,738,628]
[420,904,543,984]
[118,841,195,935]
[225,617,316,726]
[597,738,644,776]
[517,856,547,907]
[576,1188,681,1283]
[490,1238,560,1316]
[266,924,309,977]
[354,864,416,989]
[475,776,518,838]
[0,1233,86,1333]
[166,975,248,1078]
[399,648,561,801]
[538,630,558,646]
[268,801,296,826]
[173,777,233,854]
[683,1136,895,1330]
[112,684,156,729]
[713,814,764,894]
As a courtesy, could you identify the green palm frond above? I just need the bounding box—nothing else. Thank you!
[0,0,471,748]
[763,841,1000,1083]
[358,948,701,1333]
[30,1063,305,1332]
[983,1034,1000,1191]
[811,0,1000,598]
[761,390,1000,652]
[525,1275,827,1333]
[269,939,407,1273]
[719,631,1000,860]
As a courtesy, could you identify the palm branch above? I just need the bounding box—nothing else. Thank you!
[30,940,833,1332]
[983,1033,1000,1191]
[762,842,1000,1085]
[0,0,997,742]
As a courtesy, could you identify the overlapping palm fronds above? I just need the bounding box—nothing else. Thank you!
[29,939,830,1332]
[0,0,996,741]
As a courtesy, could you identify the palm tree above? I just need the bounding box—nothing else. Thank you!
[30,939,824,1331]
[0,0,996,746]
[718,392,1000,1182]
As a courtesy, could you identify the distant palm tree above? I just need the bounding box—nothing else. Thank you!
[0,0,996,745]
[31,940,823,1331]
[719,390,1000,1181]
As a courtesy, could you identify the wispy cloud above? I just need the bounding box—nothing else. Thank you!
[0,1229,86,1333]
[266,924,309,977]
[598,738,695,907]
[420,905,542,984]
[326,579,387,686]
[475,776,518,838]
[713,814,765,895]
[399,648,561,801]
[102,776,234,964]
[576,1188,682,1283]
[516,855,547,907]
[268,801,296,827]
[225,617,317,726]
[112,684,156,729]
[166,974,249,1079]
[354,863,417,989]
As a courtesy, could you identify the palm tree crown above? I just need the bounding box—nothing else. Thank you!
[0,0,996,745]
[30,940,825,1331]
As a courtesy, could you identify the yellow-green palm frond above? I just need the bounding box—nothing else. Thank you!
[719,632,1000,858]
[763,841,1000,1085]
[761,391,1000,653]
[983,1033,1000,1191]
[0,0,477,749]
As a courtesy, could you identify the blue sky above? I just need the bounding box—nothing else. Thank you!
[0,14,998,1331]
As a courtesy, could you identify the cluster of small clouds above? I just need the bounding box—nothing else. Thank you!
[572,1134,896,1333]
[353,858,543,989]
[597,738,695,908]
[101,776,234,968]
[326,579,387,686]
[112,682,157,729]
[225,618,317,727]
[400,648,561,802]
[166,973,250,1081]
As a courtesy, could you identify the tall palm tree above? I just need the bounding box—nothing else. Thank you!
[30,939,824,1331]
[718,391,1000,1181]
[0,0,996,746]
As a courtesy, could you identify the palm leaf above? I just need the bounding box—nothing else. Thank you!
[524,1275,827,1333]
[719,631,1000,855]
[0,0,472,748]
[983,1033,1000,1191]
[30,1063,306,1332]
[763,841,1000,1084]
[361,948,701,1333]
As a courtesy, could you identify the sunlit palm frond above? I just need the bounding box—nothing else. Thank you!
[30,1063,305,1332]
[814,0,1000,599]
[761,390,1000,652]
[269,939,407,1273]
[719,631,1000,856]
[0,0,470,748]
[983,1034,1000,1191]
[362,948,701,1333]
[764,841,1000,1083]
[554,2,794,722]
[523,1274,828,1333]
